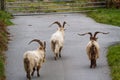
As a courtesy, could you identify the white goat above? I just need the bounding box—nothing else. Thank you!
[50,21,67,60]
[23,39,46,80]
[78,31,109,68]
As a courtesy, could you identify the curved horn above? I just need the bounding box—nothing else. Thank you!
[63,21,70,28]
[28,39,43,47]
[78,32,92,37]
[94,31,109,38]
[49,21,62,28]
[63,21,66,28]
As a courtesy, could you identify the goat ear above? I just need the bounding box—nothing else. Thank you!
[63,21,70,28]
[64,28,67,31]
[96,37,98,40]
[44,41,46,48]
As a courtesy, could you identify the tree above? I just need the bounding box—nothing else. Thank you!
[1,0,5,10]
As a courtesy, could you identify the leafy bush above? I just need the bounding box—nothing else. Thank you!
[0,11,13,80]
[0,11,13,25]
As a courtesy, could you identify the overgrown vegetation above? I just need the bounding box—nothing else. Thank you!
[87,8,120,80]
[0,11,13,80]
[107,44,120,80]
[0,11,13,25]
[87,8,120,27]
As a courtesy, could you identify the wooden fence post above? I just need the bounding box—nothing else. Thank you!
[1,0,5,10]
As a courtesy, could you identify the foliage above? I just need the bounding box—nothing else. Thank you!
[0,11,13,25]
[0,21,8,80]
[0,11,13,80]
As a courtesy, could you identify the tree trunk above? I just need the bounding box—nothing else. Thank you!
[1,0,5,10]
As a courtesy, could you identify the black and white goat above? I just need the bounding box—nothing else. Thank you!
[50,21,67,60]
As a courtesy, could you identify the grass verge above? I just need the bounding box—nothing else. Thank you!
[87,8,120,27]
[87,8,120,80]
[0,11,13,80]
[107,44,120,80]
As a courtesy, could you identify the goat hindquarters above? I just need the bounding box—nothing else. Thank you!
[90,45,97,68]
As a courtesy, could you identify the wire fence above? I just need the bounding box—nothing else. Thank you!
[5,0,107,15]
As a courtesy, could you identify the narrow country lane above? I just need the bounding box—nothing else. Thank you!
[5,13,120,80]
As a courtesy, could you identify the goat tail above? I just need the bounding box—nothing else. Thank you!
[24,58,30,73]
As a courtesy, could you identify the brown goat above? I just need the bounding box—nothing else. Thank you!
[23,39,46,80]
[78,31,109,68]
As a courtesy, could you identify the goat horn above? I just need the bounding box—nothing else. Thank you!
[94,31,109,38]
[63,21,70,28]
[28,39,43,47]
[49,21,62,28]
[63,21,66,28]
[78,32,92,37]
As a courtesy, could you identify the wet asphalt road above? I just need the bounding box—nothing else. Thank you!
[6,13,120,80]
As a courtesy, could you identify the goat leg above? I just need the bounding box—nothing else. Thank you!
[37,66,41,77]
[54,56,57,60]
[59,47,63,58]
[59,53,61,58]
[54,53,58,60]
[26,72,31,80]
[31,67,35,76]
[94,60,97,68]
[90,60,92,68]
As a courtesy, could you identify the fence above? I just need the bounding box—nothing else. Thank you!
[5,1,106,15]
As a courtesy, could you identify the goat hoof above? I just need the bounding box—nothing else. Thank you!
[59,54,61,58]
[93,66,96,68]
[27,76,31,80]
[90,65,92,68]
[56,54,59,58]
[94,64,97,68]
[29,78,31,80]
[54,57,57,60]
[31,73,34,76]
[37,74,40,77]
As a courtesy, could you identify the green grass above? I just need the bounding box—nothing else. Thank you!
[107,44,120,80]
[87,8,120,27]
[0,11,13,80]
[87,8,120,80]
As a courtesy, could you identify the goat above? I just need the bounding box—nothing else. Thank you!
[78,31,109,68]
[23,39,46,80]
[49,21,67,60]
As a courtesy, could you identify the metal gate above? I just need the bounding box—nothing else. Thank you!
[5,0,106,16]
